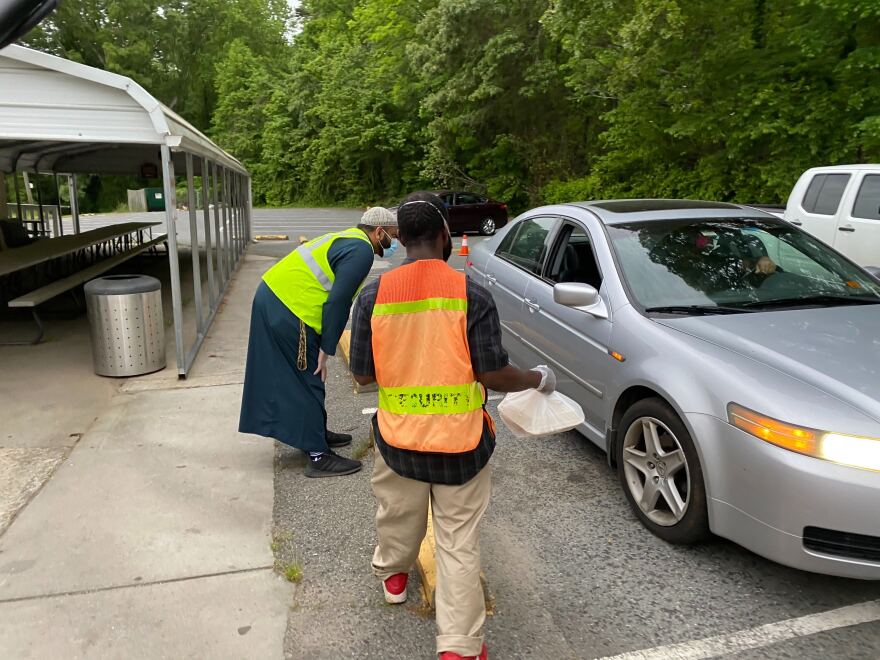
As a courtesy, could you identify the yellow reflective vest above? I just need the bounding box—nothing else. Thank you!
[262,227,373,334]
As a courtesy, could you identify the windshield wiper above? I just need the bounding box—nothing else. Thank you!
[644,305,753,316]
[741,294,880,309]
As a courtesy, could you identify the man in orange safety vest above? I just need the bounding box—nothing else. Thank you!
[349,191,555,660]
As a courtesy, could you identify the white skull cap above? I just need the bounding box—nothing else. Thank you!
[361,206,398,227]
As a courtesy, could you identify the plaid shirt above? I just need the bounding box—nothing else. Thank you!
[349,259,509,485]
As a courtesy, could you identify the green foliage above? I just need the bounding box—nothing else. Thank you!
[23,0,880,210]
[542,0,880,203]
[26,0,291,130]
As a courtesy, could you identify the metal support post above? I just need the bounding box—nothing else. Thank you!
[220,167,231,277]
[68,174,81,234]
[160,144,187,377]
[22,171,33,203]
[239,175,245,249]
[229,172,241,267]
[230,173,238,259]
[185,153,205,334]
[53,173,64,237]
[202,157,216,306]
[226,169,234,263]
[14,171,22,222]
[233,174,242,258]
[240,175,248,247]
[212,162,225,286]
[34,172,46,237]
[246,176,253,242]
[227,169,238,263]
[0,170,7,220]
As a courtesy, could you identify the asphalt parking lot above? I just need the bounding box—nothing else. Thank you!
[249,210,880,659]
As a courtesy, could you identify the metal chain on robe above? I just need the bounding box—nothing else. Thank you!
[297,319,308,371]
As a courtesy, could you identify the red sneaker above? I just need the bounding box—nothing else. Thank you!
[382,572,408,604]
[439,644,488,660]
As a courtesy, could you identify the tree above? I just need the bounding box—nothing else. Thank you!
[25,0,292,131]
[409,0,591,208]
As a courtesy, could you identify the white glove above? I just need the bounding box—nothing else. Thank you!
[533,365,556,394]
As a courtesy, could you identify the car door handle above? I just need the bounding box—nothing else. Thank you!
[486,274,497,286]
[525,298,541,313]
[839,226,856,232]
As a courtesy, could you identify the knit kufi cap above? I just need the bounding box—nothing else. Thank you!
[361,206,398,227]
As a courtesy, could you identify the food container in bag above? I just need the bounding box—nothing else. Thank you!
[497,390,585,438]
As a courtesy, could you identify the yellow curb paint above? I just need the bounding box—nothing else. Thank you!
[254,234,289,241]
[416,504,438,608]
[337,330,377,393]
[416,504,493,616]
[336,334,492,615]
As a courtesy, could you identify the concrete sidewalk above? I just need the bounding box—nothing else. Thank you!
[0,254,290,658]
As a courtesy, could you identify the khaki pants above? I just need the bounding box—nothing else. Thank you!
[371,450,491,657]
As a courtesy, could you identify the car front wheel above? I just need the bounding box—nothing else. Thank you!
[479,217,496,236]
[616,398,709,544]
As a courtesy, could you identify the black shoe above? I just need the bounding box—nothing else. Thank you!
[326,429,353,448]
[304,451,362,478]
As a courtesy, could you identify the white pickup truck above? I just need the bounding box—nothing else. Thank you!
[783,164,880,268]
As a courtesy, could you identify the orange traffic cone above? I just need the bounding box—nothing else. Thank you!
[459,234,469,257]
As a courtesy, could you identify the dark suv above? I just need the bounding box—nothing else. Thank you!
[436,191,509,235]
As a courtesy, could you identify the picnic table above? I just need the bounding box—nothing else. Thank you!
[0,222,160,277]
[0,222,167,344]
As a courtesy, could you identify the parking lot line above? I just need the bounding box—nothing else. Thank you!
[596,599,880,660]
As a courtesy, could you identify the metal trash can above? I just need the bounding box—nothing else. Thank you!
[84,275,166,377]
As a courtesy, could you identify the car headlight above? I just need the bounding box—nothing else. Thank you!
[728,403,880,472]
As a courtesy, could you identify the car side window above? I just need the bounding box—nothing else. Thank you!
[802,173,850,215]
[457,192,481,205]
[546,224,603,290]
[853,175,880,221]
[497,216,557,276]
[440,193,454,206]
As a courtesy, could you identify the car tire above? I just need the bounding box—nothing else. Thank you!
[616,398,709,545]
[479,217,496,236]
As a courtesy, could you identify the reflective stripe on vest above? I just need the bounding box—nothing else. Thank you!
[297,233,337,291]
[262,227,372,334]
[372,260,484,454]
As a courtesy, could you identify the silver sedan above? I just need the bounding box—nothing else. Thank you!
[468,199,880,579]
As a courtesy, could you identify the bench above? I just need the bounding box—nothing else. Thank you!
[4,234,167,345]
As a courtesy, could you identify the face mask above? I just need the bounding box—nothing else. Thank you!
[383,238,399,259]
[377,229,392,256]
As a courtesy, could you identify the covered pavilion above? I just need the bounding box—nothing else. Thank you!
[0,44,251,376]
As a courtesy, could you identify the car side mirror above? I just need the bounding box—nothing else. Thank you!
[0,0,59,49]
[553,282,608,319]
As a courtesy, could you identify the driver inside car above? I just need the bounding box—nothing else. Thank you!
[651,228,779,293]
[717,232,779,284]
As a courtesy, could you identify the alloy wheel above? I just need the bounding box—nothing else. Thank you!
[621,416,691,526]
[480,217,496,235]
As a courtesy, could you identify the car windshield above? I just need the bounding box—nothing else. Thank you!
[606,218,880,311]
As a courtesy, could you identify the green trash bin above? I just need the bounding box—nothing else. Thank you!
[145,187,165,212]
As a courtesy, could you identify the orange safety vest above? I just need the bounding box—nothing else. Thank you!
[372,260,485,453]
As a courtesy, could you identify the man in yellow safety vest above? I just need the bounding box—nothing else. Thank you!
[239,207,399,477]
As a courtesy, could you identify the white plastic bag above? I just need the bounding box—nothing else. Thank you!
[497,389,585,438]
